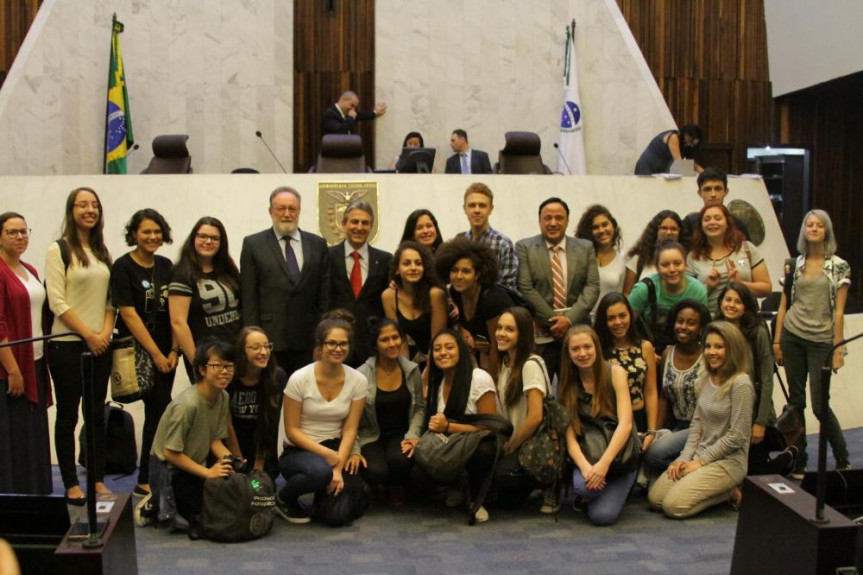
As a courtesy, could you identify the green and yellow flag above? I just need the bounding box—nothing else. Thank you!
[105,16,133,174]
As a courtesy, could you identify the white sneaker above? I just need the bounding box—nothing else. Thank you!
[134,493,153,527]
[473,505,489,523]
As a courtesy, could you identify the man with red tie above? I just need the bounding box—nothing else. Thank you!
[327,200,392,367]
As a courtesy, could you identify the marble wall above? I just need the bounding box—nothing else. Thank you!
[374,0,675,173]
[0,0,294,175]
[0,0,671,175]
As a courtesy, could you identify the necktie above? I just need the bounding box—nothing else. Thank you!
[460,153,469,174]
[551,246,566,310]
[350,251,363,298]
[284,236,300,282]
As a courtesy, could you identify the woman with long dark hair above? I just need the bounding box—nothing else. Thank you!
[648,321,754,518]
[226,326,286,480]
[169,216,241,380]
[415,328,498,523]
[381,241,447,368]
[46,187,114,504]
[774,209,851,477]
[492,306,553,511]
[400,209,443,253]
[0,211,52,494]
[594,293,658,451]
[623,210,684,294]
[111,209,178,497]
[560,324,635,526]
[686,204,771,316]
[574,205,626,317]
[349,318,424,505]
[717,282,790,475]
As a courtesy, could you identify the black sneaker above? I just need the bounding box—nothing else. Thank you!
[790,460,807,481]
[274,495,311,524]
[836,459,852,471]
[571,496,588,513]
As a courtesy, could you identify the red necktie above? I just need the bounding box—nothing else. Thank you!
[350,251,362,298]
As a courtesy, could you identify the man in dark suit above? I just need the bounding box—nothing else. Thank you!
[515,197,599,383]
[327,199,392,367]
[321,90,387,135]
[445,129,493,174]
[240,186,330,380]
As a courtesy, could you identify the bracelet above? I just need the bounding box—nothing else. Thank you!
[171,347,181,354]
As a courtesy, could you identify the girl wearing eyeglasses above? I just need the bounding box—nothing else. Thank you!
[111,209,179,498]
[169,216,241,381]
[45,187,114,505]
[277,317,367,525]
[226,326,287,480]
[0,212,51,494]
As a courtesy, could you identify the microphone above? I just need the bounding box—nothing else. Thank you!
[126,143,140,155]
[255,130,288,174]
[553,143,572,175]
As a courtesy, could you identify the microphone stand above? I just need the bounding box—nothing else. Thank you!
[0,332,104,548]
[811,330,863,524]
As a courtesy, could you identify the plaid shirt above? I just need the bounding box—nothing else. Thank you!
[460,226,518,290]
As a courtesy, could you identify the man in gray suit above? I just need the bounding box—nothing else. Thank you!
[516,197,599,383]
[240,186,330,380]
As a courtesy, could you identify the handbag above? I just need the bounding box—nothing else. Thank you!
[517,357,571,485]
[773,364,804,447]
[577,416,641,475]
[110,336,156,403]
[201,469,276,541]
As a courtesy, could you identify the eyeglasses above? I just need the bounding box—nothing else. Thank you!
[245,343,274,353]
[271,206,299,215]
[195,233,221,243]
[3,228,30,238]
[74,201,101,210]
[205,363,235,373]
[322,341,350,351]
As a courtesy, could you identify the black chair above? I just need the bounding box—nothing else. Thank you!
[494,131,552,174]
[310,134,371,173]
[141,135,192,174]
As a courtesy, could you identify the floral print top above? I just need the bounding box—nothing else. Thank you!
[607,344,647,407]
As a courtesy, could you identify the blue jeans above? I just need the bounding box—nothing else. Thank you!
[644,422,690,471]
[780,329,849,465]
[572,467,637,526]
[278,445,334,505]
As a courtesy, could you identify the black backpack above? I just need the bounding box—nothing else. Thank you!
[79,402,138,475]
[201,469,276,542]
[634,277,673,355]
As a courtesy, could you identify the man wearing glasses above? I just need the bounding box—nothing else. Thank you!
[240,186,330,381]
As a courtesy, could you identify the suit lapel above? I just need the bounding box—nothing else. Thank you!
[265,231,294,283]
[360,247,382,298]
[565,237,579,288]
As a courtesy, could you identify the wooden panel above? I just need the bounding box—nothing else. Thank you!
[294,0,376,174]
[775,72,863,312]
[0,0,41,88]
[616,0,772,174]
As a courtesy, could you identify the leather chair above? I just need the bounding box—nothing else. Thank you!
[494,131,552,174]
[311,134,371,173]
[141,135,192,174]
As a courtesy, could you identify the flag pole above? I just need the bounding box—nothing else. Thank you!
[102,13,117,174]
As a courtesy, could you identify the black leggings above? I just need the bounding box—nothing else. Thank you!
[138,368,176,484]
[48,341,111,489]
[360,434,413,486]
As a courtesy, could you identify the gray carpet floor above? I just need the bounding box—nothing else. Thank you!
[57,428,863,574]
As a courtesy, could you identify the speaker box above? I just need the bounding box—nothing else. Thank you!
[731,475,860,574]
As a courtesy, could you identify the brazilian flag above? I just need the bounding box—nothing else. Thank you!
[105,16,133,174]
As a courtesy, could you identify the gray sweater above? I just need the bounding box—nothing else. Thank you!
[678,372,754,483]
[352,355,425,455]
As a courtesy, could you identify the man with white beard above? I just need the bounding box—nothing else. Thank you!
[240,186,330,379]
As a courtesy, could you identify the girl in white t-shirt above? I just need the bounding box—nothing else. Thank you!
[277,317,367,525]
[415,328,497,523]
